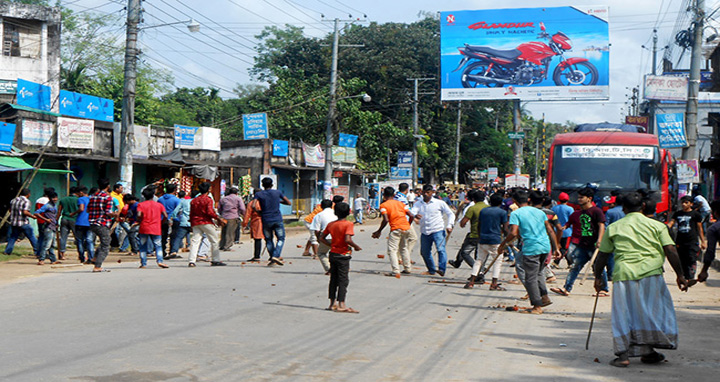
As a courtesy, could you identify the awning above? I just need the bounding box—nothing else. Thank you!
[0,156,72,173]
[2,103,62,117]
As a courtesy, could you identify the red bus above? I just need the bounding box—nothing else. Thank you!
[547,129,673,215]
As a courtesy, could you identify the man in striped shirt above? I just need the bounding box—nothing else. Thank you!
[3,188,38,255]
[88,179,116,272]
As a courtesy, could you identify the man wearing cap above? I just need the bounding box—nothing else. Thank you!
[552,192,574,268]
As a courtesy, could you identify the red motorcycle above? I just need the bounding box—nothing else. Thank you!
[453,22,599,88]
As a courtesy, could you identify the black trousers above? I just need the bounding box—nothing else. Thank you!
[329,252,351,302]
[677,244,699,280]
[253,238,262,259]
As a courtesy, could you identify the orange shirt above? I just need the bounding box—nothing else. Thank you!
[304,204,322,223]
[380,199,411,231]
[324,219,355,255]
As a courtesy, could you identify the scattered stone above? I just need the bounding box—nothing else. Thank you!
[377,254,385,259]
[593,358,600,363]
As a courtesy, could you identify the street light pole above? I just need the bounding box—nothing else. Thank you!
[119,0,140,192]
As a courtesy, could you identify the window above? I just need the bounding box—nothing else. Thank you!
[3,18,42,58]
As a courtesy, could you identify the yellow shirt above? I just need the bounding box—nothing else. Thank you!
[110,191,125,212]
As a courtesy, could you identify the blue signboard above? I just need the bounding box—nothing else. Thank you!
[16,78,51,111]
[0,122,16,151]
[174,124,201,149]
[243,113,268,140]
[59,90,114,122]
[390,166,413,179]
[656,113,688,148]
[338,133,358,148]
[440,7,609,101]
[273,139,289,157]
[397,151,413,166]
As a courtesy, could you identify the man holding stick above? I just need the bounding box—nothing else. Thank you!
[593,191,688,367]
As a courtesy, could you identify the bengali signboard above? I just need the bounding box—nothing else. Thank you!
[57,117,94,149]
[174,125,202,150]
[16,78,51,111]
[390,166,413,179]
[440,7,609,101]
[0,122,16,151]
[59,90,114,122]
[345,147,357,163]
[656,113,688,148]
[644,75,688,101]
[273,140,289,157]
[561,145,654,160]
[332,185,350,201]
[0,79,17,95]
[242,113,268,140]
[505,174,530,188]
[398,151,413,167]
[625,116,649,130]
[676,159,700,184]
[22,120,54,146]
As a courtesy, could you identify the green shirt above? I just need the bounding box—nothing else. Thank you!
[464,202,488,238]
[598,212,675,282]
[58,195,79,222]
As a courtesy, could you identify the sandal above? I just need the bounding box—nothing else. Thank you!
[335,307,359,314]
[640,352,665,364]
[550,287,570,296]
[592,291,610,297]
[610,358,629,368]
[518,308,542,315]
[489,284,507,291]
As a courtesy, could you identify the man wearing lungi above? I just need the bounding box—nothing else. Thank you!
[593,191,688,367]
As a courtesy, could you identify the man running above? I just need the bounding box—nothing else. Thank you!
[412,185,455,276]
[449,190,486,269]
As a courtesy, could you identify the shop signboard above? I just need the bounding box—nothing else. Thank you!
[59,90,114,122]
[242,113,268,140]
[22,120,54,146]
[57,117,94,149]
[16,78,51,111]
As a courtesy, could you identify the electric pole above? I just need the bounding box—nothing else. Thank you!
[407,77,435,189]
[454,101,461,185]
[512,100,523,175]
[649,28,658,134]
[119,0,140,192]
[684,0,704,160]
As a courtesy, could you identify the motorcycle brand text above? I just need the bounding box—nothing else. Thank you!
[468,21,534,30]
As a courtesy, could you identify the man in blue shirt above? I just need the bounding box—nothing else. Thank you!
[551,192,574,268]
[254,177,291,266]
[158,183,181,259]
[498,189,560,314]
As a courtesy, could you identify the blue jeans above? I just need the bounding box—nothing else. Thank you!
[36,226,57,262]
[75,225,94,261]
[354,209,363,224]
[170,225,191,254]
[4,224,38,254]
[420,230,448,274]
[564,243,608,292]
[262,221,285,259]
[139,234,164,266]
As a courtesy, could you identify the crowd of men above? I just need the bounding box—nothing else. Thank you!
[3,177,718,367]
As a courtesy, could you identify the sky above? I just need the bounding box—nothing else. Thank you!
[63,0,714,125]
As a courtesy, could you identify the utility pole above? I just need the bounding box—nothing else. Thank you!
[322,17,365,200]
[119,0,140,192]
[649,29,658,134]
[684,0,704,160]
[512,100,523,175]
[539,113,546,181]
[454,101,462,185]
[407,77,435,189]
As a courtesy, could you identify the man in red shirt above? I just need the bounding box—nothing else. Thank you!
[320,202,362,313]
[136,187,169,268]
[188,182,227,267]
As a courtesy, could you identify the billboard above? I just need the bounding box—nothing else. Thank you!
[440,7,609,101]
[59,90,114,122]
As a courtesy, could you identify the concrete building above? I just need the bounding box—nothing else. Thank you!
[0,2,61,109]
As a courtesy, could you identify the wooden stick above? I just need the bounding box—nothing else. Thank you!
[50,263,84,269]
[579,248,600,285]
[428,280,467,284]
[586,292,600,350]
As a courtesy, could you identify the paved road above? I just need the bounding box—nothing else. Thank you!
[1,220,719,381]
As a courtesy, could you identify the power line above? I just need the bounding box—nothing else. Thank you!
[166,0,259,50]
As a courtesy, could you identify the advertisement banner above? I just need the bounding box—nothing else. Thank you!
[488,167,498,179]
[113,123,150,159]
[0,122,16,151]
[332,146,346,162]
[16,78,51,111]
[398,151,413,167]
[302,142,325,167]
[22,120,54,146]
[561,145,654,159]
[59,90,114,122]
[505,174,530,188]
[440,7,609,101]
[643,75,688,101]
[345,147,357,163]
[338,133,358,148]
[242,113,268,140]
[200,126,221,151]
[174,125,202,149]
[57,117,94,149]
[273,140,289,157]
[656,113,688,148]
[676,159,700,184]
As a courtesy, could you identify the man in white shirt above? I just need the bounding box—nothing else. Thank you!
[412,184,455,276]
[353,193,366,225]
[310,199,336,274]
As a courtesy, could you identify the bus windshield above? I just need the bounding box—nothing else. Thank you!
[551,145,661,191]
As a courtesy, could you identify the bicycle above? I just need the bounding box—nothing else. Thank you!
[365,203,379,220]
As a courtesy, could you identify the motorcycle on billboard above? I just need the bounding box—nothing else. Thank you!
[453,22,599,88]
